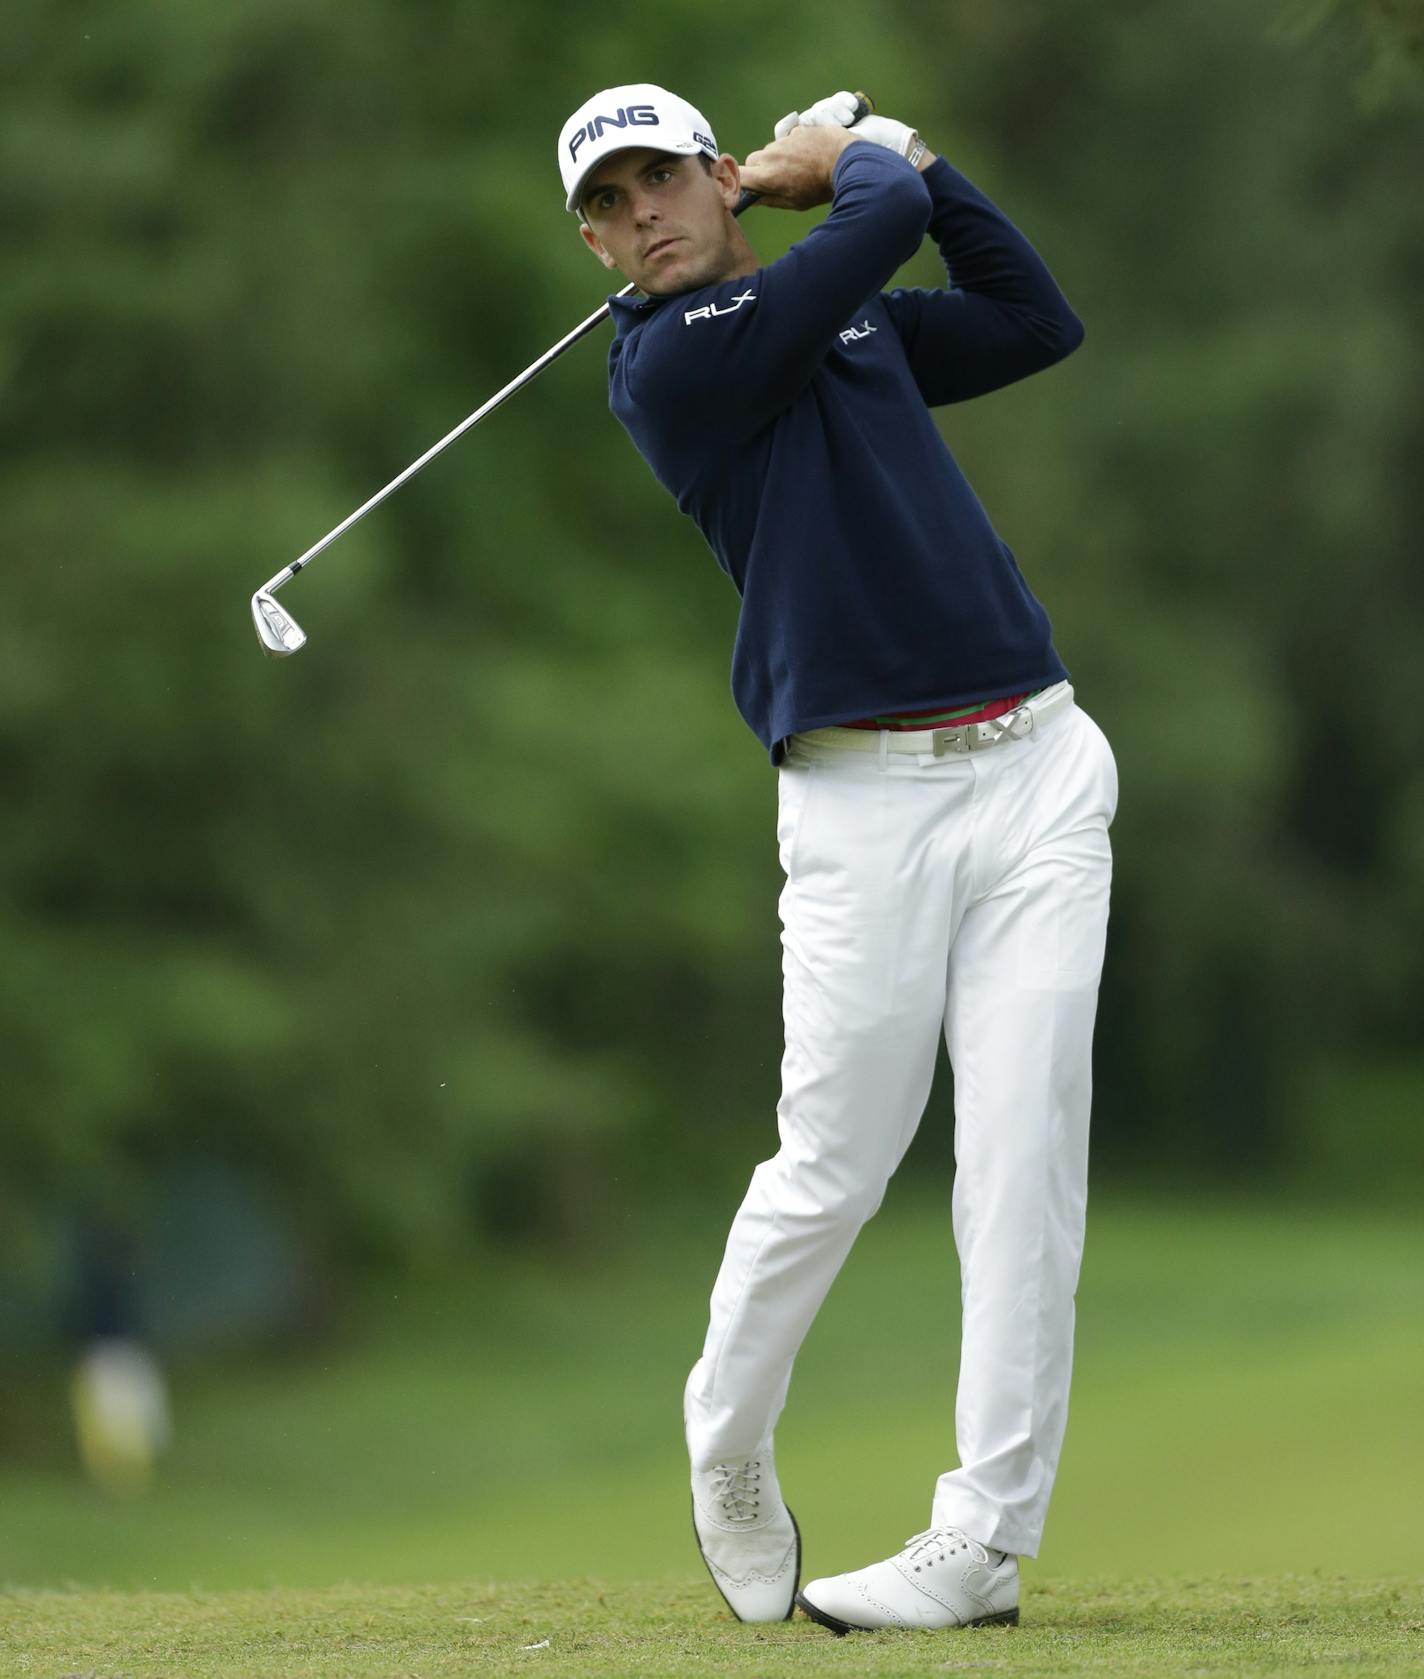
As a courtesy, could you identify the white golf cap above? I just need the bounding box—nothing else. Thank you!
[558,83,718,214]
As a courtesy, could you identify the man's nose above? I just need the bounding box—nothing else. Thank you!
[629,189,662,225]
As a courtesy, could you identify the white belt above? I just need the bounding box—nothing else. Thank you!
[792,681,1075,760]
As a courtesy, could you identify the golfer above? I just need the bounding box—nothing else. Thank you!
[557,85,1116,1633]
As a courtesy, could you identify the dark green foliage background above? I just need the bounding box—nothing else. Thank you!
[3,0,1422,1296]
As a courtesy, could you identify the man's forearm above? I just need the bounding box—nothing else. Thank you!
[880,158,1083,406]
[921,158,1075,317]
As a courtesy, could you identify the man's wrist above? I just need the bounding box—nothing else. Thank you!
[832,131,935,182]
[827,128,863,189]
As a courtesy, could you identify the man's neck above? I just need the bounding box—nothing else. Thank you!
[636,223,758,300]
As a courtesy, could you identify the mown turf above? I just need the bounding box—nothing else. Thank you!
[3,1574,1421,1678]
[4,1197,1421,1593]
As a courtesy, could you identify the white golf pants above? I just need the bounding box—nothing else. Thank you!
[684,694,1117,1558]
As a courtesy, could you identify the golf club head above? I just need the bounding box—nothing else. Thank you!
[251,590,307,656]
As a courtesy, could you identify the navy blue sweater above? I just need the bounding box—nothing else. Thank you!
[606,143,1083,762]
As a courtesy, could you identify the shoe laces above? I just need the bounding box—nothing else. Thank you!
[709,1459,763,1522]
[899,1526,983,1568]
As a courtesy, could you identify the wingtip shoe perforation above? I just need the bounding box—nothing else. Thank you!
[798,1525,1019,1632]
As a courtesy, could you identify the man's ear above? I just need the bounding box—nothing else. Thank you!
[579,221,618,271]
[711,152,742,211]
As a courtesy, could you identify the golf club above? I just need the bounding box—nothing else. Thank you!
[250,93,873,656]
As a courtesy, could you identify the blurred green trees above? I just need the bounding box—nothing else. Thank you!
[1278,0,1424,109]
[3,0,1421,1308]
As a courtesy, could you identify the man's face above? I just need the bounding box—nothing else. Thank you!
[578,147,744,296]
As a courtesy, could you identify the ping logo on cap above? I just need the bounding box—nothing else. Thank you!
[568,105,660,162]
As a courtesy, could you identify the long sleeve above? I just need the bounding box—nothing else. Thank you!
[613,144,931,438]
[604,143,1072,759]
[880,156,1084,407]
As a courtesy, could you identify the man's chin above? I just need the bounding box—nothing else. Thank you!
[633,253,727,299]
[637,268,697,299]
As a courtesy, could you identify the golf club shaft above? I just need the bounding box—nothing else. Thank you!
[258,93,874,601]
[256,285,638,598]
[258,190,758,600]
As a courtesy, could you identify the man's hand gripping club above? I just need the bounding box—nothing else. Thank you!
[740,89,933,211]
[740,125,860,211]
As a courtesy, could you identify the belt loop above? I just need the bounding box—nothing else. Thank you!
[878,729,890,772]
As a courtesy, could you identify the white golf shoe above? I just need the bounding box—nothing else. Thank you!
[691,1454,801,1622]
[797,1525,1019,1633]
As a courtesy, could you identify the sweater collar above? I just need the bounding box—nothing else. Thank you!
[608,288,670,334]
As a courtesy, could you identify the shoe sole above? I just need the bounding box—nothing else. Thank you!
[691,1498,801,1623]
[795,1592,1019,1635]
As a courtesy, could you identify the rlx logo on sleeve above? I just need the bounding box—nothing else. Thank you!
[568,105,659,161]
[839,319,878,345]
[684,290,757,326]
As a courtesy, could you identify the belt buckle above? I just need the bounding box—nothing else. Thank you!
[930,724,972,757]
[929,707,1034,757]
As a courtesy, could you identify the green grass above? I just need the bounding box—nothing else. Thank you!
[4,1575,1422,1678]
[2,1194,1421,1595]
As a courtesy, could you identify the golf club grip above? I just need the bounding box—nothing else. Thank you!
[735,90,876,215]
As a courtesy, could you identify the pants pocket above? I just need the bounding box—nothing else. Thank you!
[776,758,820,877]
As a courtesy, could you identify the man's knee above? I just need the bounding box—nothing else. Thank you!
[757,1148,893,1229]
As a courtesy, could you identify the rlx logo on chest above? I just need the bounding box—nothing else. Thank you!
[840,319,878,345]
[684,290,757,325]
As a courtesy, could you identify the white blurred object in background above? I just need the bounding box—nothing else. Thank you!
[69,1337,173,1496]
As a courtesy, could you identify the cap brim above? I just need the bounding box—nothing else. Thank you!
[565,140,709,214]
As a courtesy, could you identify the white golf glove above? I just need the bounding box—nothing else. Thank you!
[773,89,921,161]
